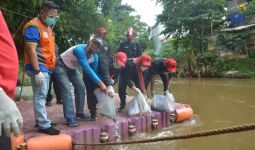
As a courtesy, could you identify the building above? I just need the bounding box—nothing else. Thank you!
[210,0,255,58]
[149,23,168,53]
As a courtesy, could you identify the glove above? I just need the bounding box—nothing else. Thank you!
[0,88,23,137]
[98,81,107,93]
[107,86,116,98]
[164,90,170,95]
[132,86,141,93]
[35,72,45,86]
[110,79,115,85]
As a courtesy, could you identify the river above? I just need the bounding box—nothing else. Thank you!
[101,78,255,150]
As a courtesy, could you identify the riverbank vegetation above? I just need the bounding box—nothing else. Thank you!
[155,0,255,78]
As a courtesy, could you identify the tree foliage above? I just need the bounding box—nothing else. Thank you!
[156,0,225,76]
[0,0,152,59]
[157,0,225,39]
[105,2,150,51]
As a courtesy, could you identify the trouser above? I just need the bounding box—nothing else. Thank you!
[54,59,86,119]
[118,69,127,108]
[83,75,97,117]
[0,132,11,150]
[26,71,51,129]
[46,72,62,103]
[143,69,153,90]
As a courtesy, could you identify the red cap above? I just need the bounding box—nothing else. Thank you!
[166,58,176,73]
[115,52,127,67]
[97,27,107,33]
[140,54,151,67]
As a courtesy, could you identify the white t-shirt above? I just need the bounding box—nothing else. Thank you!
[60,44,94,69]
[60,45,80,69]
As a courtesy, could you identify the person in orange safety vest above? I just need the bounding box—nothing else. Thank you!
[23,1,60,135]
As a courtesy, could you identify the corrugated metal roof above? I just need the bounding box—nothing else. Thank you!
[221,23,255,32]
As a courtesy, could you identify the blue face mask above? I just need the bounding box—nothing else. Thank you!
[43,16,56,26]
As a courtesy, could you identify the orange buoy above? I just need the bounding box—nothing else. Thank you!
[11,132,25,150]
[175,104,193,123]
[26,134,72,150]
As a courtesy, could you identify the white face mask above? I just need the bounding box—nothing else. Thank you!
[140,66,148,72]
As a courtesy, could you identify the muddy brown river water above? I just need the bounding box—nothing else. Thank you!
[99,78,255,150]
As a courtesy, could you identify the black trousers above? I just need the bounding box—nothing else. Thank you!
[83,75,97,117]
[0,133,11,150]
[46,72,62,102]
[143,69,153,90]
[118,69,127,107]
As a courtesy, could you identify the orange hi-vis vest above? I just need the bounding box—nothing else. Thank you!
[23,17,56,70]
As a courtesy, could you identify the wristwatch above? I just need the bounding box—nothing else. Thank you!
[34,69,40,74]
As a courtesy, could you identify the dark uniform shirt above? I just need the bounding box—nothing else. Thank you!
[98,40,114,86]
[144,58,174,91]
[118,40,143,104]
[99,40,113,58]
[109,66,121,85]
[124,59,145,89]
[118,40,142,58]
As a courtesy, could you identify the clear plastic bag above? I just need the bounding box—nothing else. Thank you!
[94,88,117,121]
[127,91,151,116]
[152,93,175,112]
[127,97,140,116]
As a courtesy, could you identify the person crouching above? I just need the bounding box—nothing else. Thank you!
[118,54,152,112]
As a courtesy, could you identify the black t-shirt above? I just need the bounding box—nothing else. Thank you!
[144,58,174,91]
[118,40,142,58]
[98,40,114,86]
[99,40,113,63]
[150,58,168,75]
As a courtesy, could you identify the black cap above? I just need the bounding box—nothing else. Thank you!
[41,1,59,9]
[91,37,103,48]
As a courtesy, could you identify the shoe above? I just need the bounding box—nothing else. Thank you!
[46,94,53,102]
[67,118,78,127]
[90,116,98,121]
[45,101,52,106]
[34,122,57,128]
[118,106,125,112]
[38,127,60,135]
[51,122,57,126]
[76,113,91,121]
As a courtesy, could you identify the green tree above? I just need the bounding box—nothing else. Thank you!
[156,0,225,75]
[1,0,152,58]
[107,3,151,50]
[1,0,105,54]
[54,0,104,50]
[0,0,44,57]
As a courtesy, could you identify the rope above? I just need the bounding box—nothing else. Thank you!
[12,17,28,38]
[0,7,32,18]
[73,123,255,146]
[0,7,90,34]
